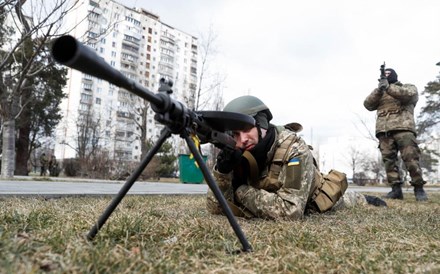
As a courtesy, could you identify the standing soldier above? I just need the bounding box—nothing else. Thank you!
[39,153,49,176]
[364,66,428,201]
[49,155,59,176]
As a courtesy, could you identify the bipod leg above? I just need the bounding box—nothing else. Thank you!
[183,130,252,252]
[87,128,172,240]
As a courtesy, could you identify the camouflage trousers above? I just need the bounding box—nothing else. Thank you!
[377,130,425,186]
[331,191,367,211]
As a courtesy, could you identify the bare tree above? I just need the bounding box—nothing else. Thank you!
[122,96,151,160]
[194,25,226,111]
[353,112,377,142]
[59,105,107,177]
[0,0,78,178]
[359,152,385,184]
[344,145,362,183]
[76,108,103,162]
[191,26,228,168]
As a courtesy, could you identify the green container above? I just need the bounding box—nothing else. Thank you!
[178,154,207,184]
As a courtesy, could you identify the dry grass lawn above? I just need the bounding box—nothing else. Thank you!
[0,192,439,273]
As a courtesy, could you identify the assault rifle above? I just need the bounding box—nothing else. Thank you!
[51,35,254,252]
[380,62,386,79]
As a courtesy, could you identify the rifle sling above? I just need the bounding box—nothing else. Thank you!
[242,151,259,184]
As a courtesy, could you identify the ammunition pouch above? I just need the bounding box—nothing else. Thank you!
[377,108,401,117]
[309,169,348,213]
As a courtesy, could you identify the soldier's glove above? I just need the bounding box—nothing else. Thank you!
[216,149,243,174]
[378,78,389,91]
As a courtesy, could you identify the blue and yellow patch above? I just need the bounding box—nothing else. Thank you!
[288,158,300,166]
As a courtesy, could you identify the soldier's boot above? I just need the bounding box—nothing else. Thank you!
[414,185,428,201]
[384,183,403,200]
[364,195,387,207]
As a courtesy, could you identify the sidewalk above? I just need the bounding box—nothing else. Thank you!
[0,176,208,197]
[1,176,438,198]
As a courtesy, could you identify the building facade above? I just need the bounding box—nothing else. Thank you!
[55,0,198,161]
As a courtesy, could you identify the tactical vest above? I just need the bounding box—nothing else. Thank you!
[268,132,348,213]
[377,92,402,117]
[243,126,348,212]
[366,83,418,135]
[241,127,299,191]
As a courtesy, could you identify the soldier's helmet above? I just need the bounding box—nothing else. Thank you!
[223,95,273,129]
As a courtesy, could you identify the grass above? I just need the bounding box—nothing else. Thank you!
[0,192,439,273]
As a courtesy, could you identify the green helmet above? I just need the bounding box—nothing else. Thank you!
[223,95,273,129]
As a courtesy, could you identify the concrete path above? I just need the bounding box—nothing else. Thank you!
[0,179,206,197]
[0,177,438,198]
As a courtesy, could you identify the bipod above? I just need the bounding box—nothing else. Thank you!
[87,126,252,252]
[86,128,171,241]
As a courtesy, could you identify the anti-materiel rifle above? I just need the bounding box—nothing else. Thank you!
[51,35,254,252]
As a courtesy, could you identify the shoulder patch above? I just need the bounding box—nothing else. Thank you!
[288,157,300,166]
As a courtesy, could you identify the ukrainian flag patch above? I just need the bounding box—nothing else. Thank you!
[288,158,300,166]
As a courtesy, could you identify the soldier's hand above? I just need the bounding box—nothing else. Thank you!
[216,149,243,174]
[378,78,389,91]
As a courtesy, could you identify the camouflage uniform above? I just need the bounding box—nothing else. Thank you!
[39,153,48,176]
[207,126,366,220]
[363,81,425,187]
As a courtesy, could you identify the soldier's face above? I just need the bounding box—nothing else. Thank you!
[233,127,267,151]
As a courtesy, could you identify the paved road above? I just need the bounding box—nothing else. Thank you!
[0,177,438,198]
[0,178,207,197]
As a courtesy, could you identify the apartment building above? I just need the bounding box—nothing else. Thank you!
[54,0,198,161]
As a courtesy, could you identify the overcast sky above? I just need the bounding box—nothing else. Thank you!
[124,0,440,147]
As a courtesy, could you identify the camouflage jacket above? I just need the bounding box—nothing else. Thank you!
[40,155,48,165]
[363,82,418,136]
[206,126,317,220]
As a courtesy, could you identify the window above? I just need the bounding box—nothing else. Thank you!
[82,83,92,90]
[79,103,88,111]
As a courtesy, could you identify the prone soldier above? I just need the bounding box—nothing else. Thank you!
[207,96,386,220]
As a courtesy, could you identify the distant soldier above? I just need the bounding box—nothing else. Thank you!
[49,155,59,176]
[39,153,48,176]
[207,96,386,220]
[364,67,427,201]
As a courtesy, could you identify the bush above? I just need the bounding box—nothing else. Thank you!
[63,158,80,177]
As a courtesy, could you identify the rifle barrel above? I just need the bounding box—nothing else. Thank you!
[51,35,164,109]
